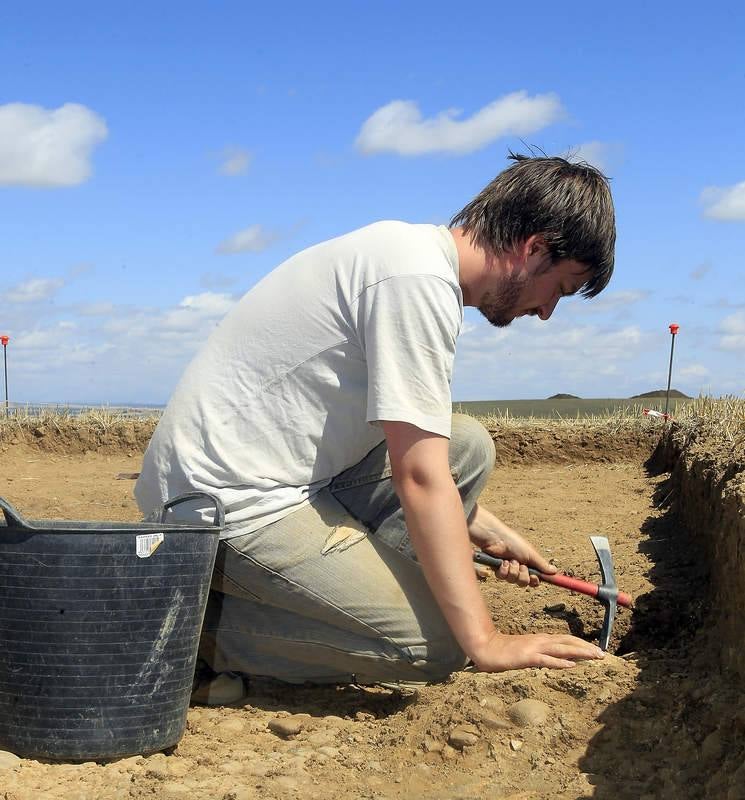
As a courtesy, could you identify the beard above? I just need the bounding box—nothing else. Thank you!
[477,272,529,328]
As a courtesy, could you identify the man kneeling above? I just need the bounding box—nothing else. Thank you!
[135,154,615,698]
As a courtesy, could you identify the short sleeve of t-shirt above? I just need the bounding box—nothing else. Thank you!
[354,274,461,438]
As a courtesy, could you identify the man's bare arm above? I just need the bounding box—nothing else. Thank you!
[382,421,605,671]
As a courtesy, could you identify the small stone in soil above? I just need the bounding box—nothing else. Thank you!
[448,724,480,750]
[441,744,458,761]
[480,712,512,731]
[508,699,550,728]
[0,750,21,769]
[268,716,306,738]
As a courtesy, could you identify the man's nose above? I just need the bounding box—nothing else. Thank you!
[537,295,560,321]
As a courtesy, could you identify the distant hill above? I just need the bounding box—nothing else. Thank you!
[631,389,691,399]
[547,393,581,400]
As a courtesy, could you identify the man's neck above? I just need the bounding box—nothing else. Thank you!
[448,227,492,307]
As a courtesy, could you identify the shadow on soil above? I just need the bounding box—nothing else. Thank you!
[192,679,417,722]
[576,460,745,800]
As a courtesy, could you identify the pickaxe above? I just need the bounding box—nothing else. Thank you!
[473,535,633,650]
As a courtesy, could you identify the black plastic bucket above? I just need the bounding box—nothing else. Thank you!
[0,492,223,761]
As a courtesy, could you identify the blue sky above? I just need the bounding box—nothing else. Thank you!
[1,1,743,404]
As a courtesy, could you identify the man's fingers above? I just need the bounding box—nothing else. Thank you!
[526,548,557,575]
[516,564,531,587]
[537,655,577,669]
[547,637,604,660]
[498,559,523,583]
[482,535,557,577]
[495,560,542,588]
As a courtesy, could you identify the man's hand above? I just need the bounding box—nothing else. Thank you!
[467,503,557,588]
[472,631,605,671]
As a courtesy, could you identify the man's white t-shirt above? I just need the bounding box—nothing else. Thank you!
[134,221,463,538]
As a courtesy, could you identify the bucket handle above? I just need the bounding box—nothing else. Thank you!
[159,492,225,529]
[0,497,33,529]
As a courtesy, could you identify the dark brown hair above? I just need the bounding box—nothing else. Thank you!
[450,152,616,297]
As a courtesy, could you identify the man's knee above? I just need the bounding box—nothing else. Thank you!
[449,414,496,480]
[412,645,468,683]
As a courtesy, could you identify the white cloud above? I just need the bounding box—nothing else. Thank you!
[565,141,622,172]
[6,277,65,303]
[77,302,115,316]
[218,147,252,176]
[678,363,710,379]
[719,311,745,350]
[581,289,649,311]
[101,292,236,339]
[355,91,564,156]
[216,224,279,254]
[700,181,745,221]
[159,292,236,332]
[7,290,239,401]
[710,298,745,309]
[457,317,643,376]
[15,321,79,351]
[452,313,651,399]
[0,102,108,187]
[690,262,712,280]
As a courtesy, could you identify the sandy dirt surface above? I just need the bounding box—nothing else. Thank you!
[0,443,717,799]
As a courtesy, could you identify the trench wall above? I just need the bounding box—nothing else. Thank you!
[655,426,745,679]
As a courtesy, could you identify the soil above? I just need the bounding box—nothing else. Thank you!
[0,435,739,799]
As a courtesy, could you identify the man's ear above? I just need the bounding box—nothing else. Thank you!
[524,234,554,276]
[526,234,548,257]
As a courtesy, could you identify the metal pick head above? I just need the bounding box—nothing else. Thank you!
[590,536,616,589]
[590,535,619,651]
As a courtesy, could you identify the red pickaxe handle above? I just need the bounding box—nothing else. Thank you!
[473,552,633,607]
[539,571,632,607]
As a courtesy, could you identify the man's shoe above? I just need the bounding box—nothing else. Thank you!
[191,669,247,706]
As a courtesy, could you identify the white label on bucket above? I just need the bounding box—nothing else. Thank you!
[136,532,164,558]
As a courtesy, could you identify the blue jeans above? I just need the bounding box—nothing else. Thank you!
[198,415,496,685]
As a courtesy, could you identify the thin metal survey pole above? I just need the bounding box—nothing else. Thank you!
[1,335,9,416]
[664,324,679,419]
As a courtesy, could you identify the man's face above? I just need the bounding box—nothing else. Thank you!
[478,253,591,328]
